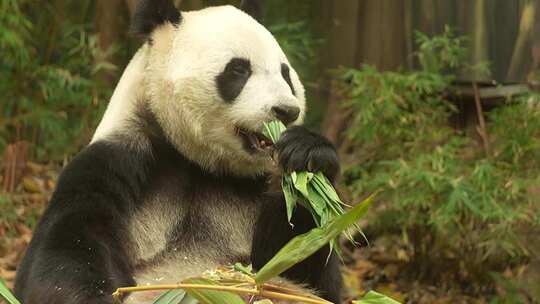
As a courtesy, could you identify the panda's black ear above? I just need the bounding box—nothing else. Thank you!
[240,0,264,22]
[131,0,182,37]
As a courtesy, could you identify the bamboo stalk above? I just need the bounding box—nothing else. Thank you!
[507,3,536,81]
[473,83,490,157]
[262,283,329,302]
[112,283,331,304]
[258,290,331,304]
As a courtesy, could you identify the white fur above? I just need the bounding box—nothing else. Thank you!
[93,5,306,176]
[127,193,184,261]
[126,197,259,304]
[92,48,147,142]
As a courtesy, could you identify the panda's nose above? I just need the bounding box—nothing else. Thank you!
[271,105,300,125]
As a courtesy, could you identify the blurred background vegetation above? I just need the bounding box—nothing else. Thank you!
[1,0,540,303]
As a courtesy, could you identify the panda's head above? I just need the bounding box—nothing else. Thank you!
[127,0,306,176]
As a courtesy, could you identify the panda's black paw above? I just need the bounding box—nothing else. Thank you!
[275,126,339,182]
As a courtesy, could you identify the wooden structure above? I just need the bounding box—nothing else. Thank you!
[316,0,539,145]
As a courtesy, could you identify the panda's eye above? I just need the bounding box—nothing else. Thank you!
[232,65,250,76]
[281,63,296,96]
[226,58,252,77]
[217,58,253,102]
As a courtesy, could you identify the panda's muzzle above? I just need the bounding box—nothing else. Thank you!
[235,126,273,153]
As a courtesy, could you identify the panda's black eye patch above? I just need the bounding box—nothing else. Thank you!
[281,63,296,96]
[216,58,252,103]
[229,60,251,76]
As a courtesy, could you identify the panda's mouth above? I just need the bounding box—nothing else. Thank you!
[235,126,273,153]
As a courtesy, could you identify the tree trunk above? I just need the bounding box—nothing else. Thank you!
[356,0,407,71]
[96,0,124,53]
[320,0,360,145]
[471,0,489,80]
[507,2,536,81]
[126,0,137,18]
[95,0,125,81]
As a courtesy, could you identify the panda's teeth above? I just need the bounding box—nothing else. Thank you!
[236,126,273,152]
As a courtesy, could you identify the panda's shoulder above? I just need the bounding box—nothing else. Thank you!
[64,139,147,175]
[53,138,152,203]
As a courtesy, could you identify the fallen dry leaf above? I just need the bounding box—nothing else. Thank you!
[22,177,43,193]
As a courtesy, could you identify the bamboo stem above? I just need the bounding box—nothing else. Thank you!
[473,83,490,156]
[262,283,313,296]
[258,290,331,304]
[262,283,330,302]
[112,283,331,304]
[113,284,256,298]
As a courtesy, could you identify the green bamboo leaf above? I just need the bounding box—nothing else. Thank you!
[290,171,297,182]
[153,289,187,304]
[179,294,198,304]
[182,278,245,304]
[282,175,297,223]
[312,173,342,204]
[233,263,254,276]
[353,291,401,304]
[309,181,344,214]
[262,120,287,143]
[255,194,376,284]
[304,186,327,219]
[0,278,21,304]
[292,171,310,197]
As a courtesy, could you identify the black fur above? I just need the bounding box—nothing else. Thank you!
[240,0,264,22]
[131,0,181,37]
[281,63,296,96]
[276,126,340,182]
[14,140,144,303]
[216,58,252,102]
[15,109,342,303]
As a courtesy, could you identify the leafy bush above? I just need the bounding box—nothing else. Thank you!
[341,28,540,288]
[0,0,113,160]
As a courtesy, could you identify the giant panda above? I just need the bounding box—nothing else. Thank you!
[14,0,342,303]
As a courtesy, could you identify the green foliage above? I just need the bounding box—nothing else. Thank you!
[152,289,190,304]
[342,28,540,285]
[415,26,466,74]
[0,0,113,160]
[262,120,287,144]
[0,194,18,228]
[263,120,361,253]
[182,278,244,304]
[353,291,401,304]
[255,194,375,284]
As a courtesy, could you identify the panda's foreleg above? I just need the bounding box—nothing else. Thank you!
[252,126,343,303]
[15,210,135,304]
[15,142,143,304]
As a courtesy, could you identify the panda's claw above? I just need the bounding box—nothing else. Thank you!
[275,126,339,182]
